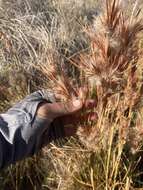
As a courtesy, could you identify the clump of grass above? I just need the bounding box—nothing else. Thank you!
[38,0,143,152]
[73,0,143,153]
[37,0,143,189]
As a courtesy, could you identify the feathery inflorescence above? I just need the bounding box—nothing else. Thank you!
[73,0,143,152]
[37,0,143,154]
[38,0,143,153]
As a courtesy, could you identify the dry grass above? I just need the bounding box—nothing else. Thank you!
[0,0,143,190]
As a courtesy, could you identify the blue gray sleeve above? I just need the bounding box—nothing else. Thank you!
[0,90,58,169]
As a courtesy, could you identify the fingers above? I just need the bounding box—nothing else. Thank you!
[50,98,97,119]
[37,85,97,121]
[46,99,83,119]
[84,99,97,110]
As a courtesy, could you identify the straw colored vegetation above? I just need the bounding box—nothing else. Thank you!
[0,0,143,189]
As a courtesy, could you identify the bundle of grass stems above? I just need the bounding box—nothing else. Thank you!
[37,0,143,189]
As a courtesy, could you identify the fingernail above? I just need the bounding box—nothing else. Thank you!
[73,99,81,107]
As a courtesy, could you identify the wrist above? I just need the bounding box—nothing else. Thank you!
[36,102,54,122]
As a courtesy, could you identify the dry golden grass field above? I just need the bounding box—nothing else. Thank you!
[0,0,143,189]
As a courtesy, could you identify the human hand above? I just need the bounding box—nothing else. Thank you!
[36,89,97,137]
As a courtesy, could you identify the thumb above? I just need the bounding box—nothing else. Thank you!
[48,99,83,119]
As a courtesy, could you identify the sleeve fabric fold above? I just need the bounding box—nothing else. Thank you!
[0,90,64,169]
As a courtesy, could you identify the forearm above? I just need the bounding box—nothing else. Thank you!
[0,90,56,169]
[0,89,81,169]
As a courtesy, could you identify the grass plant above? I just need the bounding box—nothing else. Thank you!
[0,0,143,189]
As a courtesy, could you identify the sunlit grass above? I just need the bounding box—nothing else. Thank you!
[0,0,143,190]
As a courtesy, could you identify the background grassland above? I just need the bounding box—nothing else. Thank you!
[0,0,143,190]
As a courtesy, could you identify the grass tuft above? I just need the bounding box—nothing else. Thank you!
[0,0,143,189]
